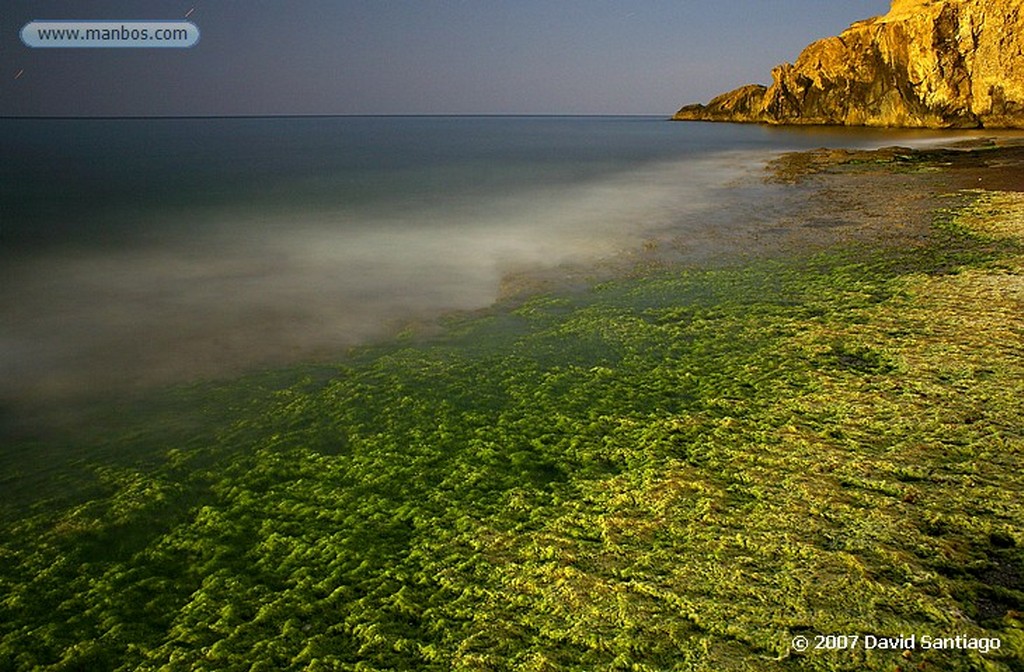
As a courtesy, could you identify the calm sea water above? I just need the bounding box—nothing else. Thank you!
[0,116,976,413]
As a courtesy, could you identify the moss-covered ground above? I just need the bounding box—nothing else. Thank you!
[1,185,1023,671]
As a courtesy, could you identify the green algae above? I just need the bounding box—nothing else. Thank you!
[1,191,1022,671]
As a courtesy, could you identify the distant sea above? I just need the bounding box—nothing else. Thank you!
[0,115,980,413]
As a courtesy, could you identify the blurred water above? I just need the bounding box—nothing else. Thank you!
[0,116,984,413]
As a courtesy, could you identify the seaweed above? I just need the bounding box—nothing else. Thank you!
[1,190,1022,671]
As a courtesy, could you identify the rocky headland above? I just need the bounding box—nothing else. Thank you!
[674,0,1024,128]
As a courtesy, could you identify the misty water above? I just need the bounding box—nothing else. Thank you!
[0,116,978,426]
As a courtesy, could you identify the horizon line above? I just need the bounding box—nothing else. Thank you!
[0,112,671,121]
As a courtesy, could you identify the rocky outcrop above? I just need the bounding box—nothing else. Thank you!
[674,0,1024,128]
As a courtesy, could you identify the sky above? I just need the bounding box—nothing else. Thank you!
[1,1,891,117]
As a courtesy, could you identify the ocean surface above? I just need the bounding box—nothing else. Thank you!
[0,115,982,417]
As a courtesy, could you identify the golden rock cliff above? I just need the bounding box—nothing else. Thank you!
[674,0,1024,128]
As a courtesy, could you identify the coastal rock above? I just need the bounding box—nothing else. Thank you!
[674,0,1024,128]
[675,84,767,122]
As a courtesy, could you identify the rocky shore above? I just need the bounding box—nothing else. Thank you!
[4,139,1023,671]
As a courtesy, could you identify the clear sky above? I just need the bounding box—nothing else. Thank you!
[2,1,891,117]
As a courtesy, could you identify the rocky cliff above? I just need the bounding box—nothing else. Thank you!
[674,0,1024,128]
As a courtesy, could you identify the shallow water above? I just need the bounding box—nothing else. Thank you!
[0,116,996,422]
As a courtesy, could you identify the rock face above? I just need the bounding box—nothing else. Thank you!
[674,0,1024,128]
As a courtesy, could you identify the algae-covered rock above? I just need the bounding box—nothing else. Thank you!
[674,0,1024,128]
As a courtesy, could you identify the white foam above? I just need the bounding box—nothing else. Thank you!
[0,150,768,405]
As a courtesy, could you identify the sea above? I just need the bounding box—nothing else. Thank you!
[0,115,983,421]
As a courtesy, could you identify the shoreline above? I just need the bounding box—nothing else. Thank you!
[5,138,1024,441]
[2,140,1023,670]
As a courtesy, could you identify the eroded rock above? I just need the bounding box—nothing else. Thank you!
[674,0,1024,128]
